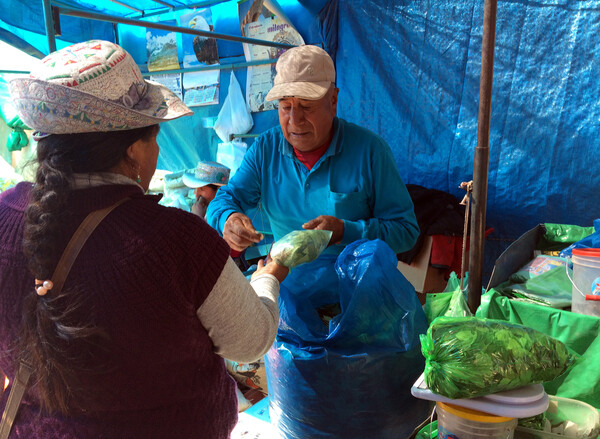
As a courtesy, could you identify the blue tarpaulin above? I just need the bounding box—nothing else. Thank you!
[0,0,599,275]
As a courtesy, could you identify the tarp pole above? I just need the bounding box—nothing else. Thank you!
[42,0,57,53]
[57,7,296,50]
[468,0,497,313]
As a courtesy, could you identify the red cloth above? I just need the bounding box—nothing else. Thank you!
[430,235,467,277]
[430,228,494,278]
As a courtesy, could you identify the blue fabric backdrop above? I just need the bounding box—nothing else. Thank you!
[322,0,600,276]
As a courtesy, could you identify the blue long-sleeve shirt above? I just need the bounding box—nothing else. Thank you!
[207,117,419,255]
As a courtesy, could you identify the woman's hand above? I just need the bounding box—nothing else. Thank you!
[251,258,289,284]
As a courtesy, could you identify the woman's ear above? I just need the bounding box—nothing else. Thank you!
[126,139,141,162]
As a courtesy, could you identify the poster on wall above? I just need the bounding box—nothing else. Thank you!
[149,73,183,101]
[238,0,304,112]
[179,8,220,107]
[146,20,180,72]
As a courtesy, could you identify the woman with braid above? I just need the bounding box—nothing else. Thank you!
[0,40,287,439]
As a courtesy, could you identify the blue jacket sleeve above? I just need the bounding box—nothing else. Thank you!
[340,137,419,254]
[206,141,263,235]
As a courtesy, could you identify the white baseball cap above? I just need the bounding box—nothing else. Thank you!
[265,45,336,102]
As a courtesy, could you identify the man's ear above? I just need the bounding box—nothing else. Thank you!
[330,88,339,116]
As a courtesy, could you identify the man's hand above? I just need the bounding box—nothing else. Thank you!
[302,215,344,246]
[223,212,264,252]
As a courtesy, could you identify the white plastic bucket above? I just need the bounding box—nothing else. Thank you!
[436,402,517,439]
[570,248,600,317]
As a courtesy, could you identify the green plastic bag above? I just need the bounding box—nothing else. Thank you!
[270,229,332,268]
[477,290,600,410]
[424,272,472,324]
[539,223,595,252]
[499,265,572,308]
[421,316,577,399]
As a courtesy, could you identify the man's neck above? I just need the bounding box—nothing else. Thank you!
[293,133,334,171]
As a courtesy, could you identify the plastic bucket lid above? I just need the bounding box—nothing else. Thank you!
[572,248,600,257]
[437,402,515,423]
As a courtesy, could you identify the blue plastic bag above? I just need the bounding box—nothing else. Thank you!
[266,239,430,439]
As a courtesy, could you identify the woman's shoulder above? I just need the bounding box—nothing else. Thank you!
[132,197,226,246]
[0,181,33,211]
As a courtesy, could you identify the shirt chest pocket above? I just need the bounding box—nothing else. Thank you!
[328,190,369,221]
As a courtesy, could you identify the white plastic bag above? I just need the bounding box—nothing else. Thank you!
[216,140,248,178]
[214,72,253,142]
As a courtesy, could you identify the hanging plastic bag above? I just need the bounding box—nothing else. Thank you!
[214,72,253,143]
[270,230,332,268]
[421,316,578,399]
[424,272,471,324]
[216,140,247,178]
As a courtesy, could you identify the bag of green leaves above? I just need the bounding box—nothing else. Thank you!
[270,229,332,268]
[421,316,577,399]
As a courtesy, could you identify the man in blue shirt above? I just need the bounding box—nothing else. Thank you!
[207,45,418,257]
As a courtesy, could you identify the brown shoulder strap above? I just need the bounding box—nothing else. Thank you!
[0,362,32,439]
[0,197,130,439]
[51,197,130,292]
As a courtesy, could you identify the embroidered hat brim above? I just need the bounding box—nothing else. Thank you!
[9,77,193,134]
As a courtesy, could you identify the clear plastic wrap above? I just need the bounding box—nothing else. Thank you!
[270,229,332,268]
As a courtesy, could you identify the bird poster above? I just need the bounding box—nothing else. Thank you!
[179,9,220,106]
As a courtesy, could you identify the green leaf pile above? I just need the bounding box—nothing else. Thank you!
[270,230,332,268]
[421,316,577,399]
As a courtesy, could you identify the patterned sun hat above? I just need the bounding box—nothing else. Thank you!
[182,161,230,188]
[9,40,193,136]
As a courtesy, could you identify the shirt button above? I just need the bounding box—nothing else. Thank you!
[306,183,310,189]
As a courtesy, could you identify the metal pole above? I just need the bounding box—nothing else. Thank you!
[141,58,275,76]
[42,0,57,53]
[108,0,143,14]
[58,7,296,50]
[149,0,175,9]
[468,0,497,313]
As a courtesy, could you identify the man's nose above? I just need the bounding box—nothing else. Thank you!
[289,106,305,124]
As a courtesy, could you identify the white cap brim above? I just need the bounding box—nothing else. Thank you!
[265,80,331,102]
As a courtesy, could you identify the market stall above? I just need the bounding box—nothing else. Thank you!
[1,0,600,438]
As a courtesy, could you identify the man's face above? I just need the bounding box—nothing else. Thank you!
[278,87,338,152]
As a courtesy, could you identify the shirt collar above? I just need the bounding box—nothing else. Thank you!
[71,172,144,193]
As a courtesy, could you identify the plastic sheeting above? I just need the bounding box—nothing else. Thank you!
[330,1,600,277]
[267,239,429,438]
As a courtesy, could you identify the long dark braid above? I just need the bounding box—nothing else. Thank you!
[19,125,158,413]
